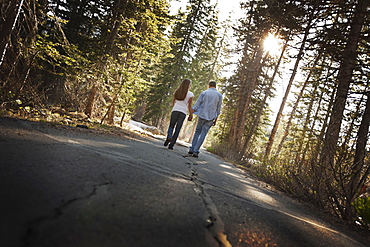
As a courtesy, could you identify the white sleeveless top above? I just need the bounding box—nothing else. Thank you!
[172,91,194,114]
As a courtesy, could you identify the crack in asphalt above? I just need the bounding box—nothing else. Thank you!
[5,119,369,247]
[47,137,232,246]
[16,126,279,247]
[187,171,367,247]
[89,145,234,247]
[22,176,113,246]
[19,129,225,246]
[188,162,232,247]
[46,133,232,246]
[27,126,230,246]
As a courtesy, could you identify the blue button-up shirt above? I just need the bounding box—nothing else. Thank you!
[192,88,222,121]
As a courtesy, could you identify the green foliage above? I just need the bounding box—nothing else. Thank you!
[34,34,87,75]
[144,0,223,125]
[353,197,370,228]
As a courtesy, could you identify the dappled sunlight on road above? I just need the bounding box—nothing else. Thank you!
[43,132,131,149]
[168,176,193,184]
[219,164,234,169]
[245,188,278,206]
[280,210,342,234]
[66,138,130,149]
[223,171,245,179]
[213,161,285,209]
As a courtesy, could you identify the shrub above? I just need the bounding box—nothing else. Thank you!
[353,197,370,229]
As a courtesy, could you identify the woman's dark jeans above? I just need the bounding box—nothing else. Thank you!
[167,111,186,148]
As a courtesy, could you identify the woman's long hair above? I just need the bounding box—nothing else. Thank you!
[174,79,191,101]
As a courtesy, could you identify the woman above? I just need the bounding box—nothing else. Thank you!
[164,79,194,150]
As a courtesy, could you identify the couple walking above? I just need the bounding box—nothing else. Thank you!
[164,79,222,158]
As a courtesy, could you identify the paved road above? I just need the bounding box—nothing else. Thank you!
[0,117,368,247]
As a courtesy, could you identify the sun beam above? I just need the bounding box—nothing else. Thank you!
[263,34,282,56]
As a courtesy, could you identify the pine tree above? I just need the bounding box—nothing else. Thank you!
[144,0,222,127]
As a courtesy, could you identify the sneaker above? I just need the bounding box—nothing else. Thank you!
[188,151,193,155]
[168,145,173,150]
[164,138,171,147]
[192,153,199,158]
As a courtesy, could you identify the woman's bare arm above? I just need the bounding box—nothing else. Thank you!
[187,97,193,121]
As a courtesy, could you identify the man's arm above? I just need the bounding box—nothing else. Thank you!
[216,94,223,117]
[192,91,204,113]
[213,94,222,126]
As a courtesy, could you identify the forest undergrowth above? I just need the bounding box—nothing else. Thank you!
[212,142,370,234]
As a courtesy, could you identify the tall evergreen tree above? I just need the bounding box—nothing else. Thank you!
[81,0,172,118]
[144,0,221,127]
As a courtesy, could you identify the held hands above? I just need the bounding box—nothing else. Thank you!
[188,108,195,121]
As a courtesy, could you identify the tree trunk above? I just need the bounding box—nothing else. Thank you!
[101,93,118,124]
[207,22,228,82]
[84,0,128,117]
[132,103,147,122]
[297,82,319,162]
[344,91,370,220]
[85,85,98,117]
[319,0,367,185]
[264,21,312,158]
[309,85,337,183]
[0,0,25,67]
[106,103,115,124]
[228,29,268,151]
[241,38,288,155]
[341,92,366,149]
[299,60,334,163]
[275,54,321,157]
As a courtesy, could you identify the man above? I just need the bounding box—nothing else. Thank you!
[189,81,222,158]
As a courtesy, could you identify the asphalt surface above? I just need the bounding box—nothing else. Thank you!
[0,117,368,247]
